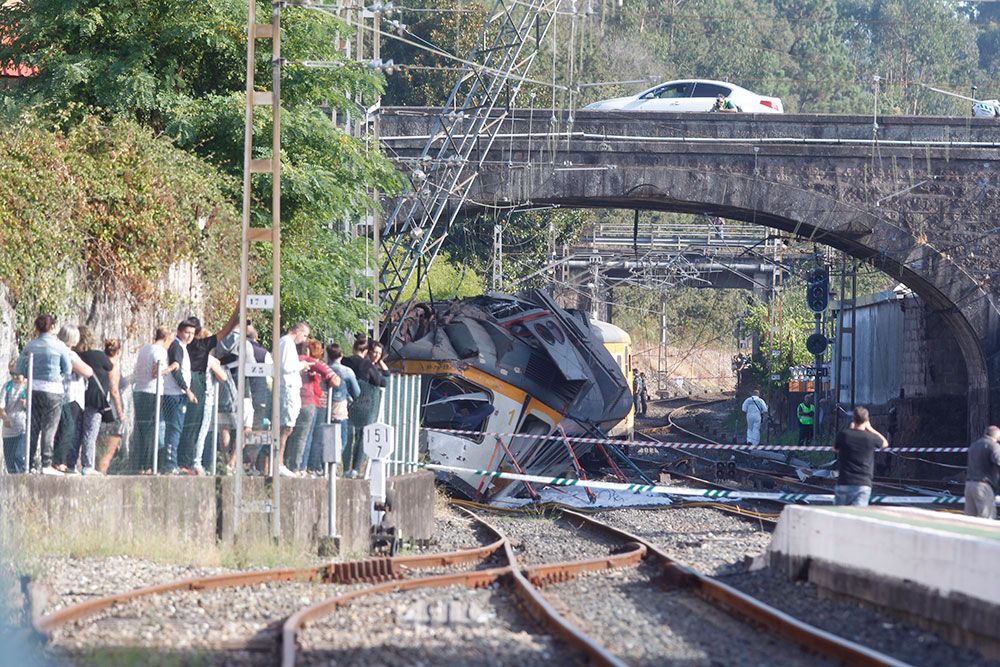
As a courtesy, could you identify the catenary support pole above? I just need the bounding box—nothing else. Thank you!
[24,353,33,471]
[152,360,162,475]
[270,0,283,543]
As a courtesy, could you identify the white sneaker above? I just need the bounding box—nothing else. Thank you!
[192,465,206,476]
[80,467,97,476]
[278,465,297,478]
[41,466,65,476]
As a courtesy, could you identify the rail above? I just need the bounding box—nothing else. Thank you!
[559,510,910,667]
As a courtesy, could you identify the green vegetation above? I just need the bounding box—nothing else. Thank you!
[399,251,486,302]
[0,118,239,341]
[0,0,401,338]
[385,0,992,116]
[378,0,991,338]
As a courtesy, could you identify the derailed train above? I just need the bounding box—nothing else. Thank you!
[387,290,634,501]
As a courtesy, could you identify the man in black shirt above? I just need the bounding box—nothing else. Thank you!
[834,406,888,506]
[177,308,239,473]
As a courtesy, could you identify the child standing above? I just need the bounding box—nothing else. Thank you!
[0,363,28,473]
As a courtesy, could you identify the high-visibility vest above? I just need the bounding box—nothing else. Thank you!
[797,403,815,425]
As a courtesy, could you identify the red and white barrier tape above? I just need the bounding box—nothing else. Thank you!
[422,427,968,454]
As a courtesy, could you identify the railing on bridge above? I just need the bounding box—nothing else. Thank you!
[583,219,779,253]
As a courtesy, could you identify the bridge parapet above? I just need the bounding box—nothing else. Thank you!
[382,107,1000,145]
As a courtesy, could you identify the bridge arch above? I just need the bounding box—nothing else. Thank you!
[510,171,992,442]
[382,109,1000,440]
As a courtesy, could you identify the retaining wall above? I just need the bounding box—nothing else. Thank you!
[0,471,435,558]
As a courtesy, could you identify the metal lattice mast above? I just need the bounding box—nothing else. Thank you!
[236,1,283,542]
[379,0,562,338]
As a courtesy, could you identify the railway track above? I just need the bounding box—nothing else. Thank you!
[475,509,907,667]
[640,398,957,504]
[39,503,913,666]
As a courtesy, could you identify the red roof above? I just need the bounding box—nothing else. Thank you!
[1,2,37,77]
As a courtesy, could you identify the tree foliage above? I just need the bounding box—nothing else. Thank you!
[0,0,402,337]
[0,118,240,340]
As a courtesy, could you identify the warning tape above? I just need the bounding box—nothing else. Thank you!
[422,427,969,454]
[411,461,1000,506]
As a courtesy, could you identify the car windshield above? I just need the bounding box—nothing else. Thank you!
[692,82,732,98]
[641,82,694,99]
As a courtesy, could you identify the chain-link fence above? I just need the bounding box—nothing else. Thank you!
[1,351,425,478]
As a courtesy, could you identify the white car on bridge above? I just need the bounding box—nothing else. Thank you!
[583,79,784,114]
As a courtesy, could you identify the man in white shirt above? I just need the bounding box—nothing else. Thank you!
[277,322,310,477]
[741,389,768,446]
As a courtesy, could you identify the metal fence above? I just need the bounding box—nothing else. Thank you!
[377,374,422,476]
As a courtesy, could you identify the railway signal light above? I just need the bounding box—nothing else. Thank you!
[806,332,829,356]
[806,268,829,313]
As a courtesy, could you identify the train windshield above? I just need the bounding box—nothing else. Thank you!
[423,392,494,433]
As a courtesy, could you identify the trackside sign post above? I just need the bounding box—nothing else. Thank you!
[365,422,395,527]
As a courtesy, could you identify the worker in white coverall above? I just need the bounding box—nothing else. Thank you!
[741,389,768,445]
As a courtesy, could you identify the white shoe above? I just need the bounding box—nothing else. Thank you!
[41,466,65,476]
[192,465,206,476]
[278,465,297,478]
[80,467,98,476]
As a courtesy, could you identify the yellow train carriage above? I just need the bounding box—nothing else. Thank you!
[590,319,634,438]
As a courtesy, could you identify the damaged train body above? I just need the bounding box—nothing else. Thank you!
[387,290,633,501]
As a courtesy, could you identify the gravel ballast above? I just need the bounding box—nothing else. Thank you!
[297,583,585,666]
[544,564,830,667]
[483,512,617,566]
[595,506,772,574]
[724,568,1000,667]
[51,579,358,666]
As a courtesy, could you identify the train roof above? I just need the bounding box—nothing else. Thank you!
[590,319,632,345]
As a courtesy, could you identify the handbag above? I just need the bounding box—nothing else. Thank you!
[89,375,117,423]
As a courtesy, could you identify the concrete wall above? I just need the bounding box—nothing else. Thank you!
[833,291,967,444]
[769,505,1000,659]
[0,475,216,550]
[0,472,436,559]
[218,477,372,556]
[385,471,436,542]
[0,261,204,386]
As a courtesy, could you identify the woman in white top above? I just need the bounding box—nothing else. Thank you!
[129,326,175,473]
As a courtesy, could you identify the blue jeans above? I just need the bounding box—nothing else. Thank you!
[3,434,26,473]
[75,407,102,470]
[299,404,326,472]
[161,394,188,472]
[308,418,347,472]
[29,391,63,470]
[835,484,871,506]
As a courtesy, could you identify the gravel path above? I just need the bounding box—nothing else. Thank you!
[297,582,585,666]
[596,506,772,574]
[50,578,359,666]
[724,569,1000,667]
[483,512,617,566]
[420,505,495,553]
[544,564,830,667]
[30,556,237,615]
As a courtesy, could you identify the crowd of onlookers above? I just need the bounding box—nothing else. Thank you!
[0,313,391,478]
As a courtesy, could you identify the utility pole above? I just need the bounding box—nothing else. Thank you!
[237,0,283,542]
[492,223,503,291]
[658,294,667,395]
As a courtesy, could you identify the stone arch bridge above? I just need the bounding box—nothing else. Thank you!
[380,108,1000,440]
